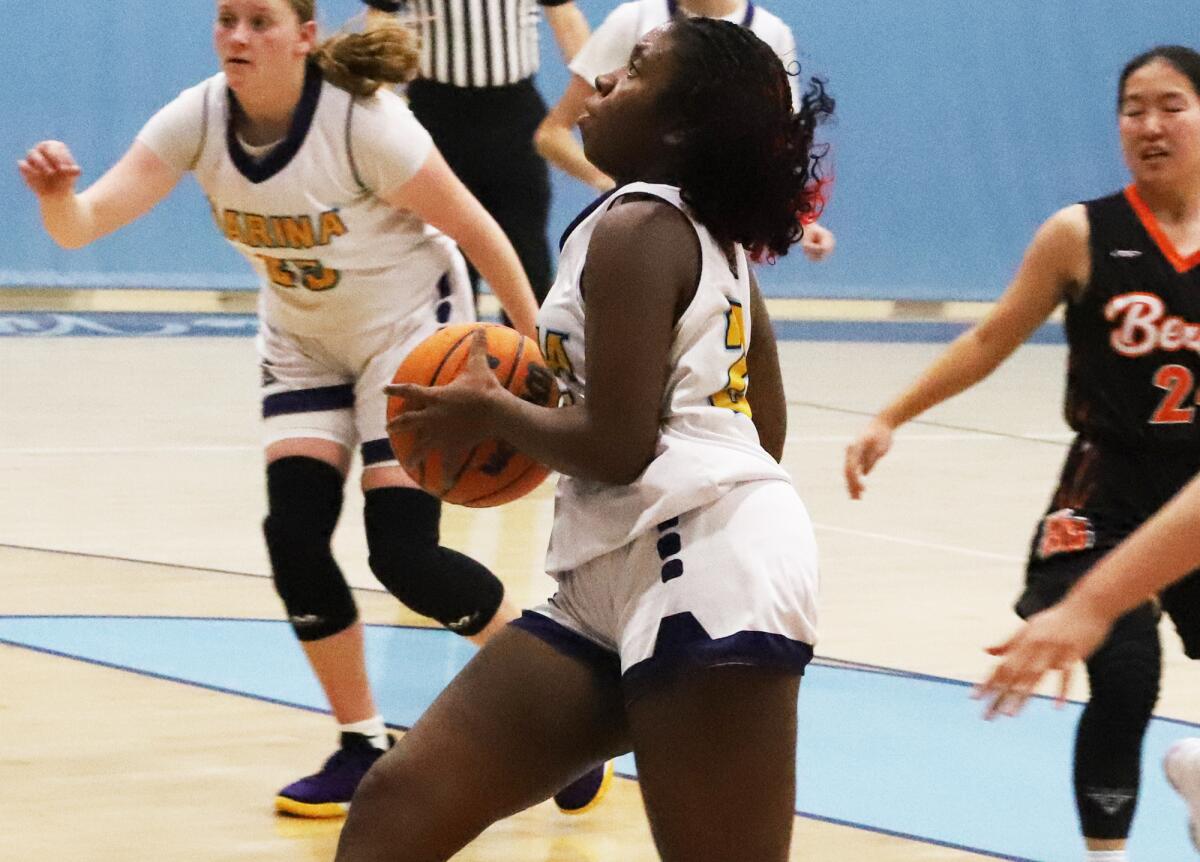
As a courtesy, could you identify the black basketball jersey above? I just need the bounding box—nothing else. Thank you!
[1034,186,1200,550]
[1064,186,1200,452]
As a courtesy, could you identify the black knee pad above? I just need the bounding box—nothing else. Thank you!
[263,457,358,642]
[1084,606,1162,719]
[364,487,504,637]
[1073,606,1162,840]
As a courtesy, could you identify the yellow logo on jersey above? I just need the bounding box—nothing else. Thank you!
[212,204,348,250]
[541,329,579,406]
[542,330,575,377]
[710,300,752,418]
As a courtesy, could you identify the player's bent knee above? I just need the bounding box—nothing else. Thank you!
[364,487,504,636]
[263,456,357,641]
[1085,634,1161,722]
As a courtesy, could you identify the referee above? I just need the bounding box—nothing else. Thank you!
[364,0,590,307]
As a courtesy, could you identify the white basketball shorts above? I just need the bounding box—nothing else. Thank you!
[258,263,473,470]
[514,478,819,698]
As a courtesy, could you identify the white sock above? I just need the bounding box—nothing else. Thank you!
[1085,851,1127,861]
[340,715,390,750]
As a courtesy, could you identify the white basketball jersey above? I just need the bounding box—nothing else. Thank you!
[538,182,792,574]
[138,64,458,337]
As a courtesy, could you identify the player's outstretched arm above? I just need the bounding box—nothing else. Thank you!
[543,2,591,64]
[383,147,538,338]
[18,140,181,249]
[843,204,1087,499]
[976,472,1200,718]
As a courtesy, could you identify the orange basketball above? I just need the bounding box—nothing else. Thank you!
[386,323,559,507]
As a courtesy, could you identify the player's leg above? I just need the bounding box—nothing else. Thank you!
[334,624,630,862]
[359,466,518,638]
[1074,605,1161,853]
[1160,570,1200,850]
[260,327,392,816]
[626,666,801,862]
[354,298,520,640]
[614,480,818,860]
[1165,738,1200,852]
[1019,543,1162,854]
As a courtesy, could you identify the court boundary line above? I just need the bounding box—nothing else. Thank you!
[0,622,1033,862]
[5,613,1199,732]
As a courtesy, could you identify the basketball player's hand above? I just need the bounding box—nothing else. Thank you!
[973,602,1110,719]
[801,222,836,262]
[844,418,893,500]
[18,141,82,198]
[386,328,503,463]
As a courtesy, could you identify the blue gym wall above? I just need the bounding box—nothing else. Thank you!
[1,1,1194,299]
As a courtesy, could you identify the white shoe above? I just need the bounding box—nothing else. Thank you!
[1164,737,1200,852]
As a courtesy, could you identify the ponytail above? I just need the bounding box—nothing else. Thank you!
[312,16,420,97]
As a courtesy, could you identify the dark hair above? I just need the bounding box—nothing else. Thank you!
[1119,45,1200,106]
[659,17,834,260]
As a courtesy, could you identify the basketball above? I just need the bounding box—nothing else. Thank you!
[386,323,559,507]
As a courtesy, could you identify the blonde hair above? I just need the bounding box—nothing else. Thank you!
[287,0,420,97]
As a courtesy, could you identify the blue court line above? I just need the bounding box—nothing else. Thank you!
[0,615,1191,860]
[0,311,1067,344]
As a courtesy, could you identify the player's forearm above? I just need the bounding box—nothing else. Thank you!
[533,122,613,191]
[454,221,538,337]
[38,193,102,249]
[1066,475,1200,621]
[544,4,590,63]
[485,394,652,484]
[878,324,1019,429]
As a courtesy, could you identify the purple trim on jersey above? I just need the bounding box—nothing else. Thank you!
[226,60,323,184]
[665,0,755,27]
[345,96,365,192]
[511,611,622,676]
[435,272,453,324]
[262,384,355,418]
[622,612,813,699]
[360,438,396,466]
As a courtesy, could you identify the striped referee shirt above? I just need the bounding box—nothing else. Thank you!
[409,0,573,88]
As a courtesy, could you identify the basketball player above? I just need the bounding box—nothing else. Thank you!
[844,45,1200,862]
[976,469,1200,851]
[17,0,609,820]
[533,0,837,262]
[333,19,831,861]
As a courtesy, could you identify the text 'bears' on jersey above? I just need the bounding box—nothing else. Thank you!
[1105,292,1200,357]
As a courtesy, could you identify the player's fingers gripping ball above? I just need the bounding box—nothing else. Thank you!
[386,323,558,507]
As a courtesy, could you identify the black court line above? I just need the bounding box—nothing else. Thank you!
[0,541,393,595]
[788,400,1072,447]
